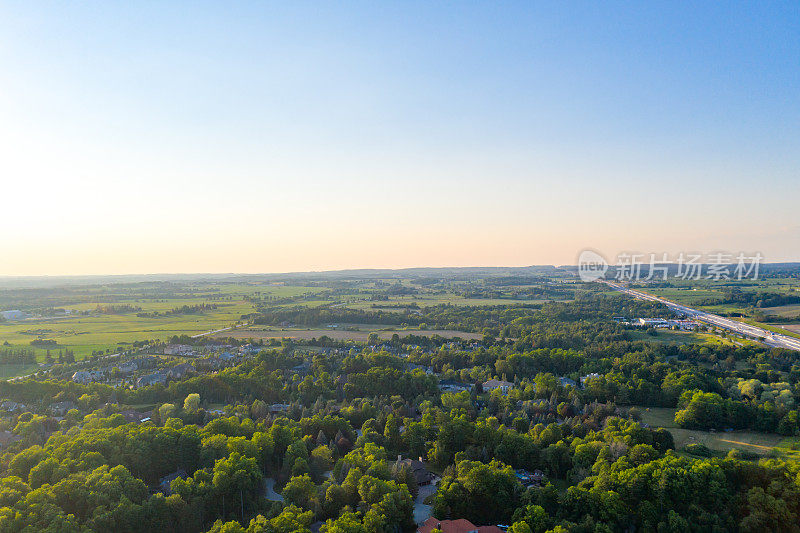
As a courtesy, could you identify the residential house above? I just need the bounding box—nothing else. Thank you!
[0,401,25,412]
[438,380,472,393]
[580,373,601,388]
[158,469,187,495]
[130,356,157,369]
[559,377,577,388]
[120,410,153,423]
[48,401,77,416]
[137,372,168,387]
[72,370,103,384]
[515,469,546,488]
[218,352,237,363]
[395,456,435,485]
[240,344,262,355]
[167,363,195,380]
[482,379,513,394]
[417,517,504,533]
[408,363,434,375]
[164,344,193,356]
[291,360,311,376]
[118,360,138,374]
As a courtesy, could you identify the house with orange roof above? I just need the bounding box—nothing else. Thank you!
[417,517,504,533]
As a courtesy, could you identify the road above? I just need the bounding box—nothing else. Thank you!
[190,323,247,339]
[603,281,800,352]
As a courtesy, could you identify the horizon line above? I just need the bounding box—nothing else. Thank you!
[1,261,800,280]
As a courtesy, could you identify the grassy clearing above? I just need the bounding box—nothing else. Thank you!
[626,330,706,345]
[0,364,41,379]
[640,407,785,457]
[774,437,800,461]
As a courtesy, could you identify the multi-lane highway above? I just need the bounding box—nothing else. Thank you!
[603,281,800,352]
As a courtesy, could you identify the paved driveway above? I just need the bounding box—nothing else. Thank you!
[413,479,438,525]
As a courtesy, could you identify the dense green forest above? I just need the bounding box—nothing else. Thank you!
[0,286,799,532]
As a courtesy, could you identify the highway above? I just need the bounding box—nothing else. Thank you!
[603,281,800,352]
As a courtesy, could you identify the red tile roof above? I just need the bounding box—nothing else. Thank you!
[418,517,504,533]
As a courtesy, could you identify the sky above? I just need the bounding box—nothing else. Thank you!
[0,2,798,275]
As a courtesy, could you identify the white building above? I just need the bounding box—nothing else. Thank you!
[638,318,671,328]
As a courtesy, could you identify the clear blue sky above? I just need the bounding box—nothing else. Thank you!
[1,2,798,274]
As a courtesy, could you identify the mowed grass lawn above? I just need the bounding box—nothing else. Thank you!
[640,407,792,457]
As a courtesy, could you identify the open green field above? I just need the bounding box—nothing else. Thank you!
[216,325,483,342]
[0,277,561,365]
[0,308,248,360]
[0,282,330,361]
[626,329,750,349]
[760,304,800,318]
[645,279,800,313]
[626,329,708,345]
[640,407,797,459]
[646,287,722,304]
[0,363,40,380]
[344,295,555,310]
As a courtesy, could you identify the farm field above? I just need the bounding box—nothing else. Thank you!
[0,277,561,364]
[214,326,483,342]
[0,309,248,361]
[344,295,555,309]
[760,304,800,318]
[0,282,310,361]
